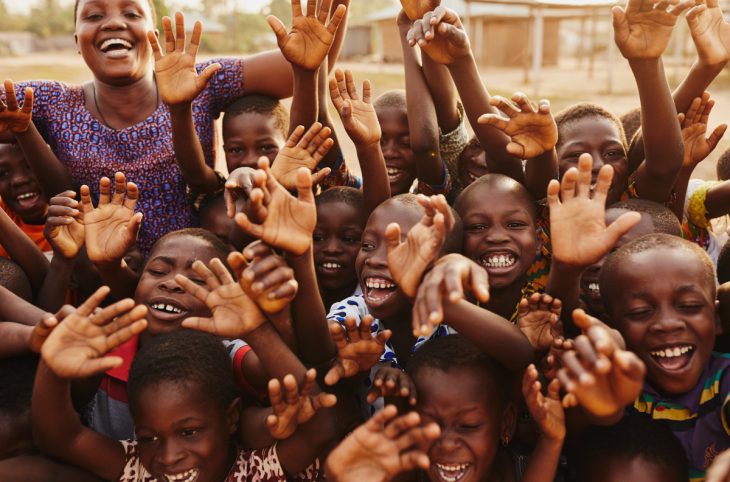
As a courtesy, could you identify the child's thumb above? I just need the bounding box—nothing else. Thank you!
[384,223,402,252]
[266,15,287,43]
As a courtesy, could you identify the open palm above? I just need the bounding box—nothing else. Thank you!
[235,159,316,255]
[81,173,142,264]
[148,13,221,106]
[270,123,333,190]
[687,0,730,67]
[612,0,689,59]
[267,0,346,71]
[0,80,33,133]
[329,70,381,146]
[325,315,391,385]
[41,288,148,379]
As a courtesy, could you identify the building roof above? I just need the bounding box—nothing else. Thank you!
[361,0,620,24]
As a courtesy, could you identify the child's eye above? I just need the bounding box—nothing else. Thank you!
[0,170,8,178]
[137,434,159,443]
[625,308,653,321]
[124,11,142,18]
[457,423,483,432]
[605,150,626,159]
[180,428,200,438]
[563,152,582,161]
[313,232,325,242]
[678,303,704,314]
[466,223,487,232]
[258,145,278,154]
[507,221,527,229]
[84,13,104,20]
[361,241,375,251]
[146,268,166,276]
[343,236,360,244]
[226,147,243,154]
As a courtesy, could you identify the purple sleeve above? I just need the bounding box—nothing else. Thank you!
[195,57,245,118]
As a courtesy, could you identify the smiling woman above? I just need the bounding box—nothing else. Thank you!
[4,0,295,254]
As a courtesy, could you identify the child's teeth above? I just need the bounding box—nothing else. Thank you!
[650,346,693,358]
[16,192,37,200]
[322,262,342,269]
[482,254,516,268]
[588,282,600,293]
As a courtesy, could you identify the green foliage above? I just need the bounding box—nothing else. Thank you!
[27,0,75,37]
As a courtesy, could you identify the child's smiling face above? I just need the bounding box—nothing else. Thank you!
[415,365,513,482]
[74,0,155,84]
[356,198,422,320]
[376,106,416,195]
[0,144,47,224]
[134,235,220,341]
[457,179,537,291]
[313,200,363,293]
[223,112,285,172]
[133,380,238,482]
[608,247,717,395]
[557,116,628,205]
[458,143,489,188]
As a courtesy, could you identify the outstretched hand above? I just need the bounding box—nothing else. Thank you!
[517,293,563,353]
[81,172,143,265]
[678,92,727,169]
[266,368,337,440]
[687,0,730,67]
[267,0,347,71]
[478,93,558,159]
[325,405,440,482]
[407,6,471,64]
[612,0,693,60]
[40,286,148,378]
[148,12,221,106]
[176,258,265,338]
[234,158,317,255]
[0,79,33,133]
[329,69,381,147]
[45,190,85,259]
[386,194,454,298]
[522,364,565,442]
[325,315,391,386]
[547,153,641,269]
[270,123,334,190]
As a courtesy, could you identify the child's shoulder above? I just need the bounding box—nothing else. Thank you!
[235,445,320,482]
[326,290,368,323]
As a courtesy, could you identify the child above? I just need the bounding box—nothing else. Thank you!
[32,289,332,481]
[0,258,31,302]
[313,187,364,311]
[457,136,489,189]
[568,234,729,478]
[571,414,688,482]
[406,335,563,482]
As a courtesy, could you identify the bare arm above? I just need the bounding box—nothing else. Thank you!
[0,207,49,294]
[15,123,74,197]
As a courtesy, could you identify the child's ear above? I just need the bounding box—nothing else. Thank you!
[74,34,80,54]
[499,402,518,447]
[226,397,241,434]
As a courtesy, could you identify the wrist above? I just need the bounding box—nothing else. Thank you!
[242,319,275,347]
[167,102,193,115]
[355,139,381,152]
[551,258,590,275]
[292,64,320,76]
[628,57,661,72]
[446,51,475,70]
[696,57,729,71]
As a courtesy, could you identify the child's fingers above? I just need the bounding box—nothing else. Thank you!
[175,274,212,301]
[399,451,432,472]
[21,86,33,115]
[298,122,323,151]
[537,293,553,311]
[49,190,79,207]
[468,262,490,303]
[282,373,300,406]
[546,378,561,401]
[267,279,298,300]
[575,153,593,197]
[111,173,127,205]
[210,258,235,285]
[362,79,372,104]
[562,350,595,386]
[84,356,126,376]
[90,297,135,326]
[234,212,264,239]
[101,305,148,341]
[559,167,577,200]
[317,0,331,22]
[173,12,186,51]
[188,20,203,58]
[517,298,530,317]
[375,329,393,347]
[191,259,222,290]
[359,314,375,341]
[295,167,315,204]
[395,424,441,454]
[614,350,646,381]
[708,124,728,151]
[313,132,334,161]
[243,239,274,261]
[243,252,285,281]
[311,167,331,186]
[505,142,526,158]
[104,318,148,351]
[511,92,535,114]
[227,251,247,280]
[97,176,112,205]
[252,266,295,295]
[603,211,642,250]
[299,368,318,397]
[3,80,18,111]
[329,76,344,111]
[342,314,360,341]
[327,4,347,35]
[383,411,421,439]
[336,69,349,100]
[324,361,346,386]
[667,0,694,16]
[490,95,521,118]
[123,182,140,210]
[314,392,338,409]
[75,286,112,317]
[573,335,600,370]
[366,405,398,431]
[266,15,288,45]
[557,367,577,394]
[181,316,219,334]
[198,63,222,87]
[477,113,509,131]
[385,222,402,255]
[290,0,303,17]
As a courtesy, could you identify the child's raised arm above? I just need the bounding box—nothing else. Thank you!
[546,153,640,334]
[408,7,525,183]
[479,93,558,200]
[0,201,48,293]
[31,287,147,481]
[398,10,450,194]
[329,69,390,215]
[413,253,534,371]
[149,13,223,195]
[1,80,74,196]
[81,173,142,298]
[268,0,346,134]
[325,405,440,482]
[613,0,691,203]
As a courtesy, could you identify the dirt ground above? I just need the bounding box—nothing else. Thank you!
[4,52,728,180]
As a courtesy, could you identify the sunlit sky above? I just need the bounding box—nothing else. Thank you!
[8,0,271,15]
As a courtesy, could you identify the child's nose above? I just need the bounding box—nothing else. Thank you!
[650,312,686,333]
[485,225,510,243]
[159,277,185,293]
[156,439,185,467]
[435,428,462,452]
[323,238,343,254]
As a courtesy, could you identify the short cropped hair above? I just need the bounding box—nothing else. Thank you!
[373,90,407,112]
[572,414,687,482]
[454,173,537,220]
[407,334,512,409]
[619,107,642,147]
[607,198,682,237]
[150,227,231,262]
[717,147,730,181]
[128,330,237,414]
[316,186,364,211]
[555,102,627,150]
[0,257,32,302]
[223,95,289,137]
[600,234,716,314]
